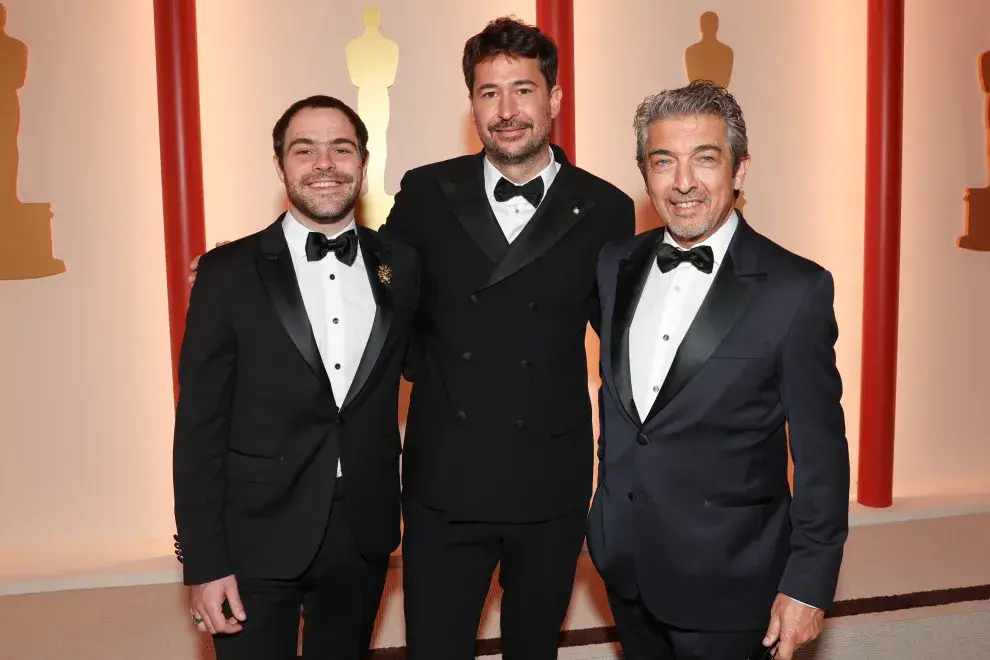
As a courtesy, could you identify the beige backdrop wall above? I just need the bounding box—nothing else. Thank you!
[0,1,174,554]
[896,0,990,497]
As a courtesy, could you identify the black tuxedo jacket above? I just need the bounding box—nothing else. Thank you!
[587,216,849,631]
[172,217,419,586]
[382,145,634,522]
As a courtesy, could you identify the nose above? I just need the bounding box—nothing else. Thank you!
[313,149,334,171]
[497,94,518,120]
[673,160,697,194]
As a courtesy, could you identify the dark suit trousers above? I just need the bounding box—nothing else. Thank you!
[401,497,586,660]
[608,590,768,660]
[212,481,389,660]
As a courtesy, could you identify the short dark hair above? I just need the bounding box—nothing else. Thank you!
[462,16,558,93]
[272,95,369,164]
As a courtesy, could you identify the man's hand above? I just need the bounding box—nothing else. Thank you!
[761,593,824,659]
[188,241,230,285]
[190,574,246,635]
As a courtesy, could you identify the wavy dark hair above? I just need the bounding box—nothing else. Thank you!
[462,16,558,93]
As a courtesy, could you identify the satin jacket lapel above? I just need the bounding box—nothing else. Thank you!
[481,148,594,291]
[608,232,663,426]
[644,222,766,423]
[439,152,509,264]
[340,228,395,411]
[256,218,331,390]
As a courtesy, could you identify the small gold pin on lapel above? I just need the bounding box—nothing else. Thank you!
[377,264,392,285]
[572,206,580,215]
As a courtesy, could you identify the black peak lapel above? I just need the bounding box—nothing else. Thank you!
[609,231,664,426]
[256,216,331,390]
[438,152,509,264]
[643,221,766,423]
[480,147,594,291]
[340,228,395,411]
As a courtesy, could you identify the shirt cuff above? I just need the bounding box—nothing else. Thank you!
[786,595,821,610]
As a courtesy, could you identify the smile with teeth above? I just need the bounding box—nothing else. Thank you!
[672,200,702,208]
[308,181,343,189]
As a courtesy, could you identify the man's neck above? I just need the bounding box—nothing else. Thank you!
[290,207,355,237]
[490,146,552,184]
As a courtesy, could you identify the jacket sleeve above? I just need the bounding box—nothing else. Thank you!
[172,251,238,586]
[590,193,635,336]
[382,170,427,382]
[777,270,850,609]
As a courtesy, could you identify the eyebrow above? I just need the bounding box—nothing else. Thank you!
[647,144,723,160]
[286,137,358,151]
[476,78,539,92]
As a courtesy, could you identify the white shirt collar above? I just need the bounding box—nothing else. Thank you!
[663,209,739,268]
[483,146,559,201]
[282,210,358,260]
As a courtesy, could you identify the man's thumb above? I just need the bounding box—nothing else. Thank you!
[225,583,247,621]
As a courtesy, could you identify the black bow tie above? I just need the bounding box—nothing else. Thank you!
[493,176,544,207]
[305,229,358,266]
[655,242,714,274]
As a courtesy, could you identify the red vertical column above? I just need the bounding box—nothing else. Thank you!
[153,0,207,403]
[536,0,576,161]
[858,0,905,507]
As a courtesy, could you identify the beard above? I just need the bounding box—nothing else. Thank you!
[286,171,360,225]
[661,191,717,241]
[665,214,715,241]
[480,115,552,168]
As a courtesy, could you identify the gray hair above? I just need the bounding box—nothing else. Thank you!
[633,80,748,174]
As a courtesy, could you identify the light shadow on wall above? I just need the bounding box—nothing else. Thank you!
[636,195,663,234]
[0,2,64,280]
[958,50,990,252]
[462,109,483,155]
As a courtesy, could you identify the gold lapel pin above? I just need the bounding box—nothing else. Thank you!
[377,264,392,285]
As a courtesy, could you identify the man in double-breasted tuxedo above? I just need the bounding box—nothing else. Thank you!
[587,80,850,660]
[381,17,635,660]
[173,95,419,660]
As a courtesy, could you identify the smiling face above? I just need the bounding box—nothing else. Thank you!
[470,55,560,169]
[643,113,748,245]
[274,106,367,229]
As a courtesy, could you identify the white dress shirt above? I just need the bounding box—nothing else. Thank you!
[282,212,376,476]
[483,147,560,242]
[630,211,739,417]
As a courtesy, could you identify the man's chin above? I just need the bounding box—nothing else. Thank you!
[292,200,357,225]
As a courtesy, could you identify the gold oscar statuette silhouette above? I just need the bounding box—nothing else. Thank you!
[346,5,398,231]
[0,3,64,280]
[685,11,746,212]
[958,50,990,251]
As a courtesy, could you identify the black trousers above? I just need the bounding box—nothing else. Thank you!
[212,483,390,660]
[608,591,769,660]
[401,497,587,660]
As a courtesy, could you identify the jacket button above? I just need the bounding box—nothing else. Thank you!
[637,433,648,445]
[515,420,526,429]
[469,294,479,304]
[628,492,634,501]
[520,360,530,369]
[462,352,472,361]
[337,417,345,426]
[456,411,467,421]
[528,301,538,311]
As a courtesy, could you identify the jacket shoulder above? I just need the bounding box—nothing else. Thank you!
[402,153,479,184]
[747,228,828,280]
